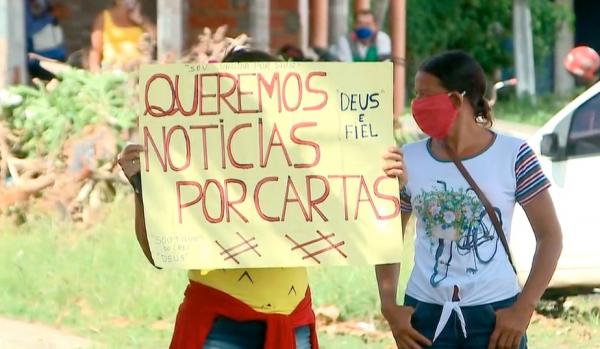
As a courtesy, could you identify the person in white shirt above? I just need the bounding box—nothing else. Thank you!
[377,51,563,349]
[330,9,391,62]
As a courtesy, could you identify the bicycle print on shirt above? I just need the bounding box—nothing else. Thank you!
[413,180,501,287]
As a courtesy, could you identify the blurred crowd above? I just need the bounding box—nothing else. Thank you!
[27,2,394,82]
[26,0,600,88]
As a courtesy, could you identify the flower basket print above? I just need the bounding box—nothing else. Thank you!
[413,180,501,287]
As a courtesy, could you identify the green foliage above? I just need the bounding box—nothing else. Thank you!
[530,0,574,64]
[0,197,410,348]
[2,69,137,157]
[0,199,185,348]
[405,0,572,88]
[407,0,509,73]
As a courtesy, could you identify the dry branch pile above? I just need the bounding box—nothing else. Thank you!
[0,26,248,225]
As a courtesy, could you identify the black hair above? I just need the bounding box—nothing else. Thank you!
[66,48,90,69]
[419,50,493,127]
[278,44,310,62]
[222,49,280,63]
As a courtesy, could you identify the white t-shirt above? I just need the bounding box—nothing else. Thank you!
[400,132,550,340]
[330,31,391,62]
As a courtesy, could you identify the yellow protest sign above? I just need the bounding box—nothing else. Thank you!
[139,62,403,269]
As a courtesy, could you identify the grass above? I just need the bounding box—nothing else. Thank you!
[0,198,404,348]
[1,197,599,348]
[309,232,414,320]
[492,94,578,126]
[0,200,184,348]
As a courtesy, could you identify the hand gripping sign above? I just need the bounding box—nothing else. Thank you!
[139,61,403,269]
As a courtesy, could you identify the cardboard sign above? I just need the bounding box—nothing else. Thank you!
[139,62,403,269]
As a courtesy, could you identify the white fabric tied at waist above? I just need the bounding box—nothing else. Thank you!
[433,300,468,342]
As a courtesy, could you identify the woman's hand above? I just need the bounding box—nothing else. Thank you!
[383,304,431,349]
[117,144,144,180]
[487,302,533,349]
[383,146,407,186]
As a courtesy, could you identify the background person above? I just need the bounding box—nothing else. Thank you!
[26,0,69,80]
[329,9,391,62]
[89,0,156,72]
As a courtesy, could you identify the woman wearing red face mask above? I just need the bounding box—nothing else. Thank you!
[376,51,562,349]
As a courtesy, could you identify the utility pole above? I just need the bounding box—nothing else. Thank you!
[157,0,185,60]
[299,0,310,53]
[513,0,536,98]
[0,0,26,88]
[310,0,329,49]
[391,0,407,120]
[554,0,574,96]
[249,0,271,51]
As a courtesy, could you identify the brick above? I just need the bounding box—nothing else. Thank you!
[272,0,298,11]
[189,0,231,10]
[284,12,300,33]
[231,0,250,9]
[272,33,300,50]
[270,13,286,29]
[188,15,224,29]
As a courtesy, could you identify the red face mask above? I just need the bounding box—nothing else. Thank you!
[411,93,460,139]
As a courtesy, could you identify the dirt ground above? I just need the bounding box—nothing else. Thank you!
[0,317,91,349]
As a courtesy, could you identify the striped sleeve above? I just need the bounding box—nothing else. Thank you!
[400,187,413,212]
[515,142,551,206]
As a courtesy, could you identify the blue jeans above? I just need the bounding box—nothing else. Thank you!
[204,316,312,349]
[404,295,527,349]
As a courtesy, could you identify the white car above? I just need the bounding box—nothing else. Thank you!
[511,81,600,292]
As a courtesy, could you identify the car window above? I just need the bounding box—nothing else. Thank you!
[567,92,600,157]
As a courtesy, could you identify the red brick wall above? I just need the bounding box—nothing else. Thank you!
[187,0,301,53]
[54,0,298,58]
[270,0,301,50]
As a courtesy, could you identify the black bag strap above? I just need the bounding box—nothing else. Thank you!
[443,142,517,274]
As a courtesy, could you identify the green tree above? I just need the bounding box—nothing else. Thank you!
[403,0,572,90]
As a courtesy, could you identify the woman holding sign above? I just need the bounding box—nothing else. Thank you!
[118,50,318,349]
[377,51,562,349]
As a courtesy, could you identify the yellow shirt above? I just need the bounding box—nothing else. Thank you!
[102,10,144,67]
[188,268,308,315]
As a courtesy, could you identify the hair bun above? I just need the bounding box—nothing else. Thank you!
[475,98,493,127]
